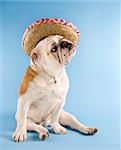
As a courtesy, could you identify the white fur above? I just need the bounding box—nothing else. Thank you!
[12,35,97,142]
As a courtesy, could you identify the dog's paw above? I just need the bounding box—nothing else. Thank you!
[12,128,27,142]
[85,127,98,135]
[52,123,67,134]
[39,130,49,140]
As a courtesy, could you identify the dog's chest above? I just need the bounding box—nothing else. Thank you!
[32,72,69,99]
[45,78,66,98]
[27,73,69,122]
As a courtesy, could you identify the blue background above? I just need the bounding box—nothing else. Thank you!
[0,1,120,150]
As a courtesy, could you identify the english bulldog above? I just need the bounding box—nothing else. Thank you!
[12,35,97,142]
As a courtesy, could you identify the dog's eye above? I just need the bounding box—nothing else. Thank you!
[51,46,58,53]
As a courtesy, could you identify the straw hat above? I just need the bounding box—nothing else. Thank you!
[22,18,80,56]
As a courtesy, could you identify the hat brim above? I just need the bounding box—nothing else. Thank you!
[22,19,80,56]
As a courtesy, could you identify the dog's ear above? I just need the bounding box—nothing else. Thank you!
[30,48,39,65]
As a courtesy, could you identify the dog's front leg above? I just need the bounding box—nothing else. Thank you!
[51,101,67,134]
[12,95,30,142]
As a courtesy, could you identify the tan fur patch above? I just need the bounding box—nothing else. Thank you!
[19,66,38,97]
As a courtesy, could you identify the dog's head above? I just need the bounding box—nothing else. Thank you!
[30,35,76,75]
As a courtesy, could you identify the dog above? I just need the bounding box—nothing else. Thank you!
[12,35,97,142]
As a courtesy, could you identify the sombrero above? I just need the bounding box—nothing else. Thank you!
[22,18,80,56]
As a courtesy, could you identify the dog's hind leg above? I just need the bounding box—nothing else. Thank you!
[27,118,49,140]
[59,110,98,135]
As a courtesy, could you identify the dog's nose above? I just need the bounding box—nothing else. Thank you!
[60,40,73,51]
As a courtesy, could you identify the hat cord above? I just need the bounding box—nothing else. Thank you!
[40,65,63,84]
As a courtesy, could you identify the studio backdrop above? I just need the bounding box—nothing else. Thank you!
[0,1,120,150]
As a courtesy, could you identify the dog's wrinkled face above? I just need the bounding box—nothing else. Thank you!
[47,35,76,65]
[30,35,76,75]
